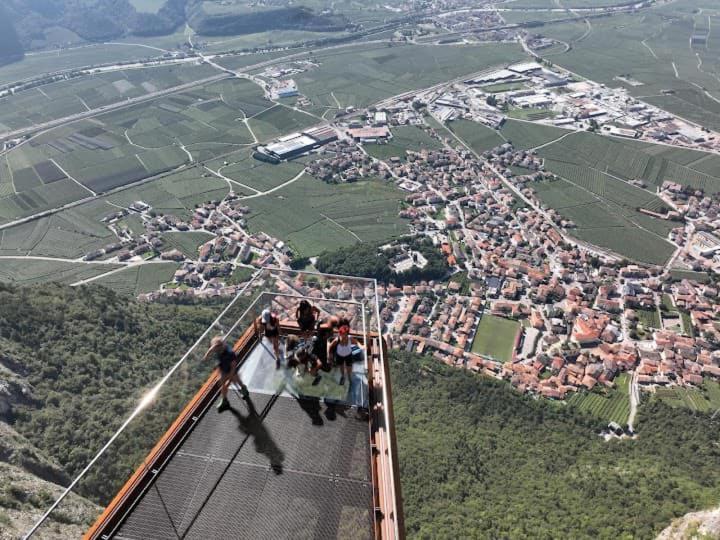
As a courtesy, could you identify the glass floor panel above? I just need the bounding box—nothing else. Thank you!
[238,337,369,409]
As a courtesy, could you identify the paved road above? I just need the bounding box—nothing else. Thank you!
[628,370,640,432]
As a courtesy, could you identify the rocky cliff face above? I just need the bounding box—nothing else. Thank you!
[0,357,98,538]
[657,507,720,540]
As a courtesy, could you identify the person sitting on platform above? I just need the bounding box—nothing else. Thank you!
[203,335,249,411]
[329,323,364,386]
[285,334,323,386]
[255,307,282,368]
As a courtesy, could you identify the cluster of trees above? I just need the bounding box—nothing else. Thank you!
[315,237,449,285]
[0,5,23,66]
[0,283,226,503]
[392,351,720,539]
[3,0,189,48]
[190,5,349,37]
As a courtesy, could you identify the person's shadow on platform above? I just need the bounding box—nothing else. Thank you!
[229,397,284,475]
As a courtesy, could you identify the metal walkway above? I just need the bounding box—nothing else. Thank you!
[114,389,373,540]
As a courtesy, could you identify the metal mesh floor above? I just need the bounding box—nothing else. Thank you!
[113,391,373,540]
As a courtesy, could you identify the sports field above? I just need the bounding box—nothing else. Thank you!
[470,314,519,362]
[566,373,631,425]
[243,175,408,256]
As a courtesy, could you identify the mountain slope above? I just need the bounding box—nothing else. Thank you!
[0,282,222,533]
[391,351,720,539]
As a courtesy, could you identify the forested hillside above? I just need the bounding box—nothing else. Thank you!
[391,351,720,539]
[0,282,224,532]
[0,5,24,66]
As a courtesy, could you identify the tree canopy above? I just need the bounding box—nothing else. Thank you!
[391,351,720,539]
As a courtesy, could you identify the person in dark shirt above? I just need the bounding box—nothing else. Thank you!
[296,299,320,340]
[285,335,323,386]
[313,315,339,371]
[203,336,249,411]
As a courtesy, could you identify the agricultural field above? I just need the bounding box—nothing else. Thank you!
[163,231,214,258]
[535,6,720,130]
[0,259,121,285]
[499,119,567,149]
[539,130,720,193]
[247,104,317,141]
[216,50,304,72]
[532,177,676,265]
[470,314,519,362]
[283,42,525,109]
[670,269,712,283]
[651,380,720,413]
[362,125,443,161]
[446,119,505,153]
[445,122,699,265]
[214,152,305,192]
[106,168,229,218]
[243,175,408,256]
[0,45,175,87]
[506,107,555,121]
[566,373,631,425]
[0,204,114,258]
[635,308,661,330]
[0,63,218,133]
[92,262,180,296]
[0,73,270,224]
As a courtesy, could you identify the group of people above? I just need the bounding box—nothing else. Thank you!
[205,299,363,411]
[257,299,363,387]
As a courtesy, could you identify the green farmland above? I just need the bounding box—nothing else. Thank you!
[446,119,505,153]
[0,259,121,285]
[651,380,720,413]
[445,119,690,265]
[0,72,271,225]
[92,262,180,296]
[535,7,720,130]
[243,175,408,256]
[285,42,525,109]
[499,119,567,149]
[566,373,631,425]
[471,314,519,362]
[0,63,218,133]
[163,231,214,258]
[363,125,443,161]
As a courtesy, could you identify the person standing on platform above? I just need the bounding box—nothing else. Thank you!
[255,307,282,368]
[329,323,364,386]
[203,336,249,411]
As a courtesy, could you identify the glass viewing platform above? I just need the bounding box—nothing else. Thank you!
[23,268,403,540]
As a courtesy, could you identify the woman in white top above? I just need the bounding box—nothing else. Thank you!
[328,323,363,386]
